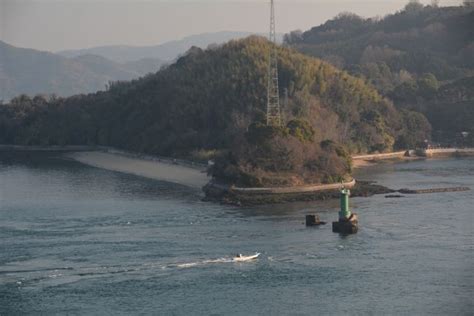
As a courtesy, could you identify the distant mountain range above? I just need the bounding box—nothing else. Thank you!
[0,40,140,101]
[1,31,281,101]
[57,31,278,63]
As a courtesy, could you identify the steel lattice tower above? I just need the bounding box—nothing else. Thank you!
[266,0,281,126]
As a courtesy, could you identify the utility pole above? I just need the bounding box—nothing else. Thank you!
[266,0,282,127]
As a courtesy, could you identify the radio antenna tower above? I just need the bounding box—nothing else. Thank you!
[266,0,282,126]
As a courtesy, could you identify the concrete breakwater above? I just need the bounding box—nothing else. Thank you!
[352,148,474,162]
[399,187,471,194]
[422,148,474,157]
[203,180,395,205]
[222,179,356,195]
[352,151,407,161]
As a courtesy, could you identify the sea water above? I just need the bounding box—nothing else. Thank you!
[0,153,472,315]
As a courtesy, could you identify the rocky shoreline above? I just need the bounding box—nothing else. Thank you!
[203,181,395,206]
[203,180,471,206]
[2,146,471,206]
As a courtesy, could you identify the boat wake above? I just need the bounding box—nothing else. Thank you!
[175,253,260,269]
[175,257,234,269]
[2,253,261,286]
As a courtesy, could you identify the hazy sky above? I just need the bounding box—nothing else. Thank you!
[0,0,463,52]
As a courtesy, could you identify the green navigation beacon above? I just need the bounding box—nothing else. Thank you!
[339,188,352,220]
[333,186,358,234]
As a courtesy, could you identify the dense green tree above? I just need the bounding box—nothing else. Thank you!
[287,119,315,142]
[405,0,424,12]
[418,73,439,98]
[395,110,432,148]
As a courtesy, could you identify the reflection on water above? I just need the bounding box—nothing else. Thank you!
[0,153,473,315]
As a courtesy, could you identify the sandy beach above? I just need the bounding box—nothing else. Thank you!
[70,151,210,189]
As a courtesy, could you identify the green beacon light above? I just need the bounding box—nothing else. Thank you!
[332,185,358,234]
[339,188,352,220]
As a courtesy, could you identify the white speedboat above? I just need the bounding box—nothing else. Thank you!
[232,253,260,262]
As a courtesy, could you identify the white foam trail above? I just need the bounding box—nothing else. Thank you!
[202,258,233,264]
[176,262,200,268]
[175,257,236,269]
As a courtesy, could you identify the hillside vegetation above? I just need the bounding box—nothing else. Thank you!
[0,37,430,187]
[286,3,473,139]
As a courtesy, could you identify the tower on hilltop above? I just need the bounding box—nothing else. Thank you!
[266,0,282,127]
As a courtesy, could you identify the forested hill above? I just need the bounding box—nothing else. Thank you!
[286,4,473,91]
[0,37,431,186]
[285,3,473,140]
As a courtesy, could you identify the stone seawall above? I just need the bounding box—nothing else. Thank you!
[423,148,474,157]
[227,179,356,195]
[203,180,393,206]
[352,151,407,161]
[352,148,474,161]
[399,187,470,194]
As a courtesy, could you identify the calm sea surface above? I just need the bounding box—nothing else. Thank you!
[0,153,473,315]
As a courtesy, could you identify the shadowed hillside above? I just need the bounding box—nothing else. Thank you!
[57,31,283,63]
[286,3,473,140]
[286,4,473,89]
